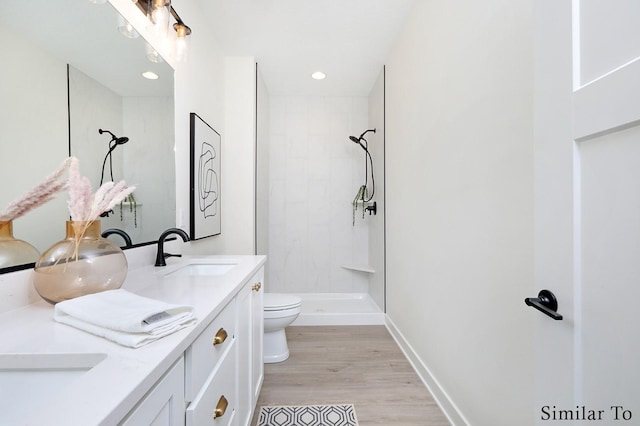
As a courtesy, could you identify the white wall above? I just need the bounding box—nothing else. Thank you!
[267,96,370,294]
[171,2,226,252]
[202,56,257,255]
[367,69,385,310]
[384,1,534,424]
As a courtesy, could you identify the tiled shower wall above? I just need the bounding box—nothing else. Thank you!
[267,96,371,294]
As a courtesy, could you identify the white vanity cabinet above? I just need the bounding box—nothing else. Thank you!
[0,256,267,425]
[185,293,238,426]
[122,265,265,426]
[236,268,264,426]
[120,357,186,426]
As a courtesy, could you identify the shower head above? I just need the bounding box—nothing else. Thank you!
[99,128,129,145]
[349,128,376,143]
[348,128,376,150]
[99,128,130,186]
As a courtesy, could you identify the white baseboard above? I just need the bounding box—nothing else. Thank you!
[385,317,470,426]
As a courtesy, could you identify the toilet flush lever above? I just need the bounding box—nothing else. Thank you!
[252,282,262,292]
[525,289,563,320]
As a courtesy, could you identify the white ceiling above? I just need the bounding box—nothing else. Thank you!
[199,0,418,97]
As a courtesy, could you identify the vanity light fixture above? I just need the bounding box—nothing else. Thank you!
[311,71,326,80]
[142,71,159,80]
[134,0,193,62]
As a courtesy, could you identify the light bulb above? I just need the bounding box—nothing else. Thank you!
[173,23,191,62]
[149,1,169,37]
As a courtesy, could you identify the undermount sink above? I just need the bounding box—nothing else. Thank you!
[165,262,237,277]
[0,353,106,424]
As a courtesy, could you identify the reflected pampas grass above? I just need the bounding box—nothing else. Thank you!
[66,157,135,256]
[0,158,71,221]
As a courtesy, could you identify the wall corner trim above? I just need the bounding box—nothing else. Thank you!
[385,317,470,426]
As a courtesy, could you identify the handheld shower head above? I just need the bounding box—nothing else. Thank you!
[348,128,376,150]
[98,128,130,185]
[348,129,377,204]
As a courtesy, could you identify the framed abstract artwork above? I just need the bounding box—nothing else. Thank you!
[189,113,221,239]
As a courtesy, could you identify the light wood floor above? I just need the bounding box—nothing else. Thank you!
[250,326,450,426]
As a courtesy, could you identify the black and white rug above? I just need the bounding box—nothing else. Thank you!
[257,404,359,426]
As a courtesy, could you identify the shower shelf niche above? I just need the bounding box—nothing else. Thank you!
[341,264,375,273]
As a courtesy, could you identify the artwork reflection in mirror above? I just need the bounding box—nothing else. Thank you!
[0,0,176,271]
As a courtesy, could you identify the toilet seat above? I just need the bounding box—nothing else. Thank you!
[264,293,302,311]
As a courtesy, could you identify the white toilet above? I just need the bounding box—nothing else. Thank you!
[263,293,302,363]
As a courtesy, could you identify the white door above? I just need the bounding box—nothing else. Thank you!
[534,0,640,424]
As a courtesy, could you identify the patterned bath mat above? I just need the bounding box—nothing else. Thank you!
[258,404,359,426]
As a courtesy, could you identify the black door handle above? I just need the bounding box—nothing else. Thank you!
[525,289,563,320]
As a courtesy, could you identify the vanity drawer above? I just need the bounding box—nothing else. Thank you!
[185,300,237,401]
[186,340,237,426]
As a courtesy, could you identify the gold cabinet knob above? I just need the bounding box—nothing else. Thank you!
[252,282,262,292]
[213,395,228,419]
[212,328,228,346]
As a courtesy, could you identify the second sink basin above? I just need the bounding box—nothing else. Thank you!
[166,263,237,277]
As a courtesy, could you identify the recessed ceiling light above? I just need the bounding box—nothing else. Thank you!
[142,71,159,80]
[311,71,326,80]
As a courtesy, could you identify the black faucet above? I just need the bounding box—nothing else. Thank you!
[101,228,133,248]
[155,228,190,267]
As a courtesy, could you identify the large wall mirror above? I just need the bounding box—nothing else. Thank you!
[0,0,175,272]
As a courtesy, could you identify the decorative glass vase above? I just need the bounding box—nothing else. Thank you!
[33,221,128,304]
[0,220,40,269]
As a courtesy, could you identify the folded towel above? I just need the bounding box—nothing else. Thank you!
[54,289,196,348]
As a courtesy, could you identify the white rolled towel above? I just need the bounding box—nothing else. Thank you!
[54,289,196,348]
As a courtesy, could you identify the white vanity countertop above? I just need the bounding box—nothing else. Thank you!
[0,254,266,426]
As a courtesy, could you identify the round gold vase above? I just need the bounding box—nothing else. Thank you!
[33,221,128,304]
[0,220,40,269]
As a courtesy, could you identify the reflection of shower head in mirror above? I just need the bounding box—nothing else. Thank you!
[99,128,129,146]
[358,128,376,140]
[99,128,130,186]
